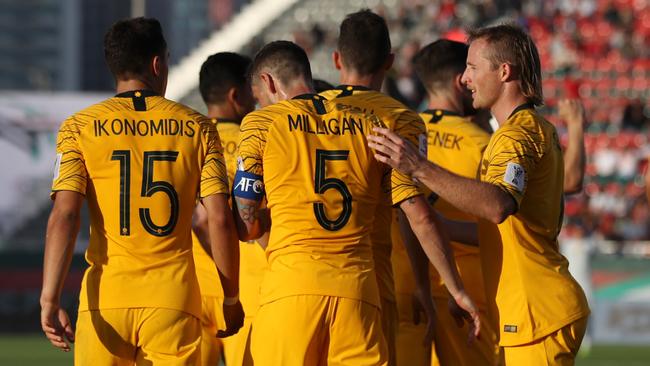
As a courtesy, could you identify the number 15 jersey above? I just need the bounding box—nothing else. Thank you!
[51,90,229,318]
[236,94,395,307]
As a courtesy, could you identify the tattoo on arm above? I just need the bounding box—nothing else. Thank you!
[236,198,259,224]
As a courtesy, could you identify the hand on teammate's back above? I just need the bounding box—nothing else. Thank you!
[448,291,481,345]
[368,127,427,175]
[217,300,245,338]
[40,302,74,351]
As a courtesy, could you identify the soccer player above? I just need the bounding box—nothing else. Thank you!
[232,40,475,366]
[368,24,591,365]
[40,18,243,365]
[193,52,261,366]
[320,10,480,364]
[411,39,499,366]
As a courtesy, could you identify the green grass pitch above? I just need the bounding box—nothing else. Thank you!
[1,334,649,365]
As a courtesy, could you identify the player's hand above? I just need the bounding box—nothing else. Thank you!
[367,127,426,176]
[217,300,244,338]
[40,302,74,352]
[412,290,436,345]
[558,99,585,129]
[448,291,481,345]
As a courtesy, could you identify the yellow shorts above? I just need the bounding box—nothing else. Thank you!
[394,291,430,366]
[380,297,398,366]
[75,308,200,366]
[502,316,588,366]
[431,297,500,366]
[251,295,387,366]
[198,296,225,366]
[222,316,254,366]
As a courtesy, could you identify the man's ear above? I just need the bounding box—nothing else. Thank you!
[260,72,277,95]
[454,73,465,93]
[227,86,238,105]
[152,55,162,77]
[500,63,515,82]
[383,53,395,71]
[333,51,343,70]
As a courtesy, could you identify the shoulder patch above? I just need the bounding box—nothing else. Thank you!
[52,153,62,181]
[504,162,525,192]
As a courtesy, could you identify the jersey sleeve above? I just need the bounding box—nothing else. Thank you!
[482,126,543,207]
[51,116,87,198]
[233,111,271,201]
[199,116,230,198]
[390,110,426,205]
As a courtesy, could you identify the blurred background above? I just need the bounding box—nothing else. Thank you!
[0,0,648,364]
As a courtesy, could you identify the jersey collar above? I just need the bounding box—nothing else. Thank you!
[508,102,536,120]
[421,109,461,123]
[292,93,326,101]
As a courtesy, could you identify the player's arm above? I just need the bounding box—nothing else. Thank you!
[369,128,516,224]
[192,203,211,255]
[558,99,586,194]
[396,209,436,344]
[41,191,83,352]
[233,195,270,241]
[434,214,478,247]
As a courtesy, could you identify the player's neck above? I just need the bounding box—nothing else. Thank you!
[280,80,314,101]
[490,90,529,126]
[115,79,160,95]
[427,93,463,115]
[339,70,383,92]
[207,103,240,123]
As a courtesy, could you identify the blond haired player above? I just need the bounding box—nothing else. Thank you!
[192,52,263,366]
[368,24,590,366]
[40,18,243,365]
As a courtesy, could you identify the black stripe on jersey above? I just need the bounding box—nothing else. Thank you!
[115,90,158,112]
[421,109,461,124]
[292,93,327,115]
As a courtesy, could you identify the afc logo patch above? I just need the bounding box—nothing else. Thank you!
[503,162,525,192]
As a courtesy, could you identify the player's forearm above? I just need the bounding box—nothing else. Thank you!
[563,124,585,194]
[437,215,478,247]
[400,196,464,297]
[205,195,240,297]
[41,206,80,306]
[413,163,515,224]
[233,197,267,241]
[192,205,212,256]
[397,209,432,298]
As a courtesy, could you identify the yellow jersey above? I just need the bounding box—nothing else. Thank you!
[192,119,267,315]
[320,85,426,304]
[236,93,415,307]
[479,104,590,346]
[51,90,229,318]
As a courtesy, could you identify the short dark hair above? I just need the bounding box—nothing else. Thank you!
[104,17,167,80]
[249,40,312,86]
[468,24,543,105]
[413,39,468,94]
[337,9,391,75]
[199,52,251,105]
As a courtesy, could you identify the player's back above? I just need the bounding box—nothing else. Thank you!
[237,94,385,307]
[53,90,226,317]
[320,86,425,304]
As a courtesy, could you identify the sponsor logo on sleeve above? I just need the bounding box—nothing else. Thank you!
[233,170,264,200]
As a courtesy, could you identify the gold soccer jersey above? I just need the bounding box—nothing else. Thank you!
[320,85,426,304]
[479,104,590,346]
[235,93,403,307]
[51,90,229,318]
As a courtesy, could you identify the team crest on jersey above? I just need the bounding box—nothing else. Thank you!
[504,162,525,192]
[52,153,62,181]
